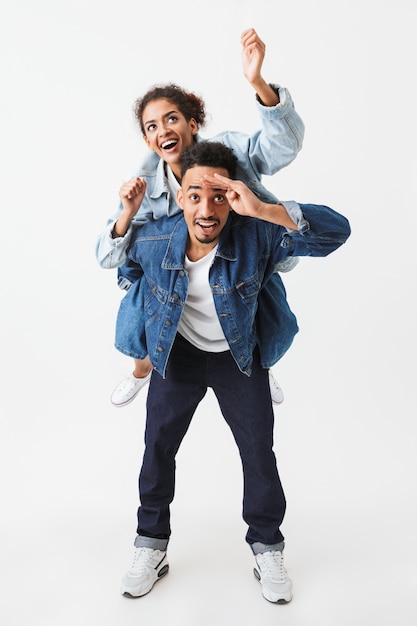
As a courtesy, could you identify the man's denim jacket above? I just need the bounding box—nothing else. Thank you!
[115,203,351,378]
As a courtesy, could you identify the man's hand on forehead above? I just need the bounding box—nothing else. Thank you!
[201,173,239,205]
[201,174,254,213]
[202,174,252,205]
[202,174,286,223]
[201,172,231,190]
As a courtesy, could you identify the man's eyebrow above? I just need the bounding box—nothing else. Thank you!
[186,184,227,192]
[143,110,177,126]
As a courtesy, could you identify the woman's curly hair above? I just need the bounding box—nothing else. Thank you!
[134,83,207,136]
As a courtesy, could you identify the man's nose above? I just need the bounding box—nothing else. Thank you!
[199,197,214,217]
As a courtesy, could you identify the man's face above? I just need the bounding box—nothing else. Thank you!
[177,166,231,254]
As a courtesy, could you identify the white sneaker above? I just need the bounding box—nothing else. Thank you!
[110,372,151,407]
[268,371,284,405]
[121,547,169,597]
[254,550,293,603]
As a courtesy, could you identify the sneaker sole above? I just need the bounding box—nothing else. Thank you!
[111,387,143,408]
[121,564,169,597]
[253,567,293,604]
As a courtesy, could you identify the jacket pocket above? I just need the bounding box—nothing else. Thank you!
[144,278,169,324]
[235,274,260,314]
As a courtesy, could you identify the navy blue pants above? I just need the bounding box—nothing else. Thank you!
[137,333,286,547]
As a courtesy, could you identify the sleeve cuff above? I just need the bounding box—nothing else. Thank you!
[255,84,288,109]
[280,200,310,233]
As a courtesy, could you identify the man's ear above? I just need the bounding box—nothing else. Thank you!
[177,188,184,210]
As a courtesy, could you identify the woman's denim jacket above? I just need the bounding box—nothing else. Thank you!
[115,203,351,377]
[96,84,305,273]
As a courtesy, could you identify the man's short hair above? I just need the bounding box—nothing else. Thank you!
[180,141,238,179]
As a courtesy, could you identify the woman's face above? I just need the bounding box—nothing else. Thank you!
[142,98,198,170]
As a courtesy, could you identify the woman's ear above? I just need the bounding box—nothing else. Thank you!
[190,118,198,135]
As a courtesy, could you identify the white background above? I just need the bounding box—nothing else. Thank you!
[1,1,416,624]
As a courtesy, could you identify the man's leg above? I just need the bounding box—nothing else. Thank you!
[137,335,208,540]
[121,335,208,597]
[209,349,293,603]
[209,349,286,545]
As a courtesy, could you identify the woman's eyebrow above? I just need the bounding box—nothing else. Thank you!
[144,110,177,126]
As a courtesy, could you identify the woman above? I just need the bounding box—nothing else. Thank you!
[96,28,305,407]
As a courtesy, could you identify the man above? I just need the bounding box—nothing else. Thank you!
[116,141,351,603]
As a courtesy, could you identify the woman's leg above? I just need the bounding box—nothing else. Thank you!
[110,356,153,407]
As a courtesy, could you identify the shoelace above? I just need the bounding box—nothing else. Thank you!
[258,551,287,582]
[117,375,142,392]
[129,548,154,575]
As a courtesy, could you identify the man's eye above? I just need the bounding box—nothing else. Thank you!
[215,194,225,202]
[190,194,199,201]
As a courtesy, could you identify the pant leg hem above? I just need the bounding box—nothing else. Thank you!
[134,535,169,551]
[250,540,285,555]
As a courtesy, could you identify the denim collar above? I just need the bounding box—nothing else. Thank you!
[148,158,169,199]
[161,214,237,270]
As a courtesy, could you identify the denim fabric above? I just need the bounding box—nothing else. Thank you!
[251,541,285,555]
[115,204,351,376]
[96,84,305,269]
[136,334,286,547]
[134,535,169,552]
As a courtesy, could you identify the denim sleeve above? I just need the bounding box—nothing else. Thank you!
[117,253,144,292]
[95,219,133,269]
[251,84,305,173]
[214,85,305,180]
[278,203,351,257]
[280,200,310,233]
[95,194,159,269]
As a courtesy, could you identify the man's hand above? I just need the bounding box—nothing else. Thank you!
[203,173,298,230]
[203,172,263,217]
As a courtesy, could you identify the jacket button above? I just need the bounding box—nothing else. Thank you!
[165,320,171,326]
[157,346,163,352]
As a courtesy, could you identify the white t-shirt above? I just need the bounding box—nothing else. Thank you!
[178,246,229,352]
[166,165,181,198]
